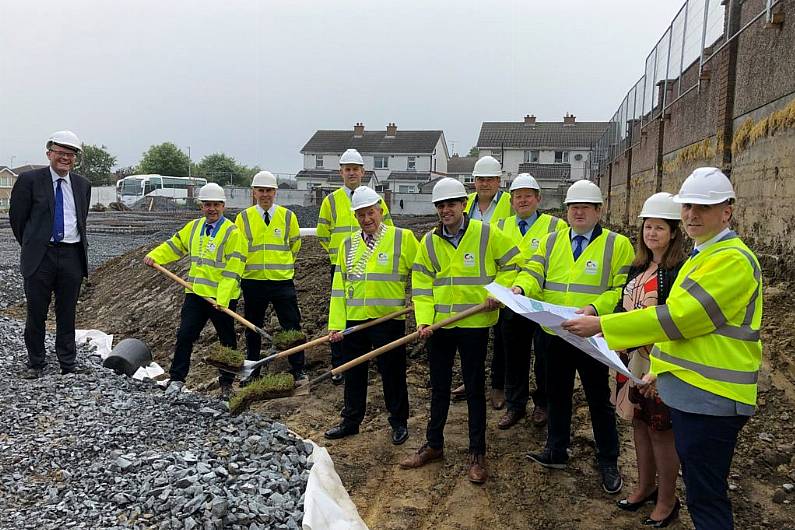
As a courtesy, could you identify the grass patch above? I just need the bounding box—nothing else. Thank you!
[204,345,245,370]
[228,372,296,415]
[733,98,795,156]
[273,329,307,350]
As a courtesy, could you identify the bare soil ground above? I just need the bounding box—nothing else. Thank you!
[11,215,795,529]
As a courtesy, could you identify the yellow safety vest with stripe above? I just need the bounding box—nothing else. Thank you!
[465,191,513,224]
[235,205,301,281]
[600,232,762,405]
[147,217,246,308]
[496,213,568,254]
[328,225,419,330]
[515,226,634,319]
[412,218,521,328]
[317,187,393,265]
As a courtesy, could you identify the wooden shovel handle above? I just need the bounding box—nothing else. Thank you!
[150,261,267,337]
[310,302,489,385]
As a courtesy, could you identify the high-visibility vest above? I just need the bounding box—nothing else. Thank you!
[465,191,513,225]
[147,217,246,308]
[516,226,634,318]
[235,205,301,281]
[497,213,568,253]
[600,232,762,405]
[317,187,393,265]
[328,225,418,330]
[412,218,521,328]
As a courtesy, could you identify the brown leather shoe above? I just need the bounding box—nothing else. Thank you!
[497,409,526,430]
[531,404,547,426]
[451,383,466,401]
[399,444,444,469]
[467,454,488,484]
[490,388,505,410]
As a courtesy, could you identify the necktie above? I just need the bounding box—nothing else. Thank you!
[263,211,270,226]
[690,248,699,258]
[205,223,213,236]
[573,235,586,260]
[518,220,528,236]
[365,234,375,250]
[53,178,65,242]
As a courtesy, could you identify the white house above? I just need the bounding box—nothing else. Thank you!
[297,123,449,193]
[446,155,478,186]
[477,114,609,184]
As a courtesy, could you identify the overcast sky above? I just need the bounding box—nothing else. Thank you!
[1,0,682,175]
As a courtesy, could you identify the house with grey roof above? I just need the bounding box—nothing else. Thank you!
[477,114,609,184]
[297,123,449,193]
[446,155,478,187]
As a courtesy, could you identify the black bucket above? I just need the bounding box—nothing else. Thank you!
[103,338,153,377]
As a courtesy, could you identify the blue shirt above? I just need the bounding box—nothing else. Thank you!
[570,226,595,254]
[516,211,539,230]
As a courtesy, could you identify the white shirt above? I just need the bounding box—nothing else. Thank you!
[694,227,732,254]
[50,167,80,243]
[469,192,500,223]
[255,203,276,221]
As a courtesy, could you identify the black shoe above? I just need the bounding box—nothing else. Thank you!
[292,370,308,384]
[21,368,43,379]
[391,425,409,445]
[219,385,233,402]
[642,498,681,527]
[617,489,658,512]
[61,366,90,376]
[331,374,344,385]
[600,463,623,494]
[324,423,359,440]
[526,449,567,469]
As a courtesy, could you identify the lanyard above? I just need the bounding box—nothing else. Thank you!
[199,217,224,261]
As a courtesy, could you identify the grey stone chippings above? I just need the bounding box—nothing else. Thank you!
[0,316,313,529]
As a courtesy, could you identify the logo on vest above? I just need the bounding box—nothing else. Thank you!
[377,252,389,264]
[274,228,282,237]
[463,252,476,267]
[531,238,541,250]
[584,260,599,275]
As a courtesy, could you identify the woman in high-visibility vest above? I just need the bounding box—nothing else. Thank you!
[563,168,762,530]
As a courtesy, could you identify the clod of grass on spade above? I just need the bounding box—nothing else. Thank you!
[272,329,307,351]
[204,345,246,371]
[228,373,296,415]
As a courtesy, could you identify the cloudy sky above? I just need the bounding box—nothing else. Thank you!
[1,0,682,175]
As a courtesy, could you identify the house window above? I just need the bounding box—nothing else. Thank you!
[315,155,324,168]
[464,175,474,184]
[399,185,413,193]
[554,151,569,164]
[374,156,389,169]
[407,156,416,170]
[524,150,539,163]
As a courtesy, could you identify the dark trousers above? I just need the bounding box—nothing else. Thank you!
[329,264,343,369]
[426,327,489,455]
[490,317,505,390]
[171,293,237,386]
[670,408,748,530]
[545,334,619,464]
[500,308,544,413]
[241,278,304,374]
[23,244,83,371]
[340,319,409,429]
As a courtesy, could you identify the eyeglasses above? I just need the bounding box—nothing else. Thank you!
[48,149,77,159]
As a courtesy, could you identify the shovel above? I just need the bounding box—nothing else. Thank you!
[290,301,490,397]
[218,306,413,382]
[150,262,272,341]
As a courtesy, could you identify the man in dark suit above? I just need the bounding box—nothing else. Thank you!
[9,131,91,378]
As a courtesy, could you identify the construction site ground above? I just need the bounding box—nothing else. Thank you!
[3,211,794,529]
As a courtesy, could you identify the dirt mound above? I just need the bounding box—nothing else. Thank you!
[70,220,795,529]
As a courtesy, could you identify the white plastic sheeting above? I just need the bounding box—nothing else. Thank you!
[75,329,164,380]
[302,442,368,530]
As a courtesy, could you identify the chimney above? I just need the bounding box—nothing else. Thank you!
[386,122,397,137]
[353,122,365,137]
[563,113,576,126]
[523,114,536,126]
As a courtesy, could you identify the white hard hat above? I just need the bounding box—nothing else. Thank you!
[639,192,680,220]
[251,170,278,188]
[673,167,736,205]
[350,186,382,211]
[46,130,82,152]
[340,148,364,166]
[198,183,226,202]
[432,177,468,203]
[510,173,540,191]
[564,180,603,205]
[472,156,502,178]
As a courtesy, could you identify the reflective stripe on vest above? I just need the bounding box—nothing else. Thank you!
[542,230,618,294]
[426,223,494,285]
[652,346,758,384]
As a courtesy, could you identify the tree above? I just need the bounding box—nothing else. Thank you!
[197,153,258,186]
[78,144,117,185]
[137,142,192,176]
[467,146,479,158]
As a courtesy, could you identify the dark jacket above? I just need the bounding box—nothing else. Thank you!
[9,167,91,278]
[613,260,684,314]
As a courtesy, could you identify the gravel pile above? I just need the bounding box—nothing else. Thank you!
[0,316,313,530]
